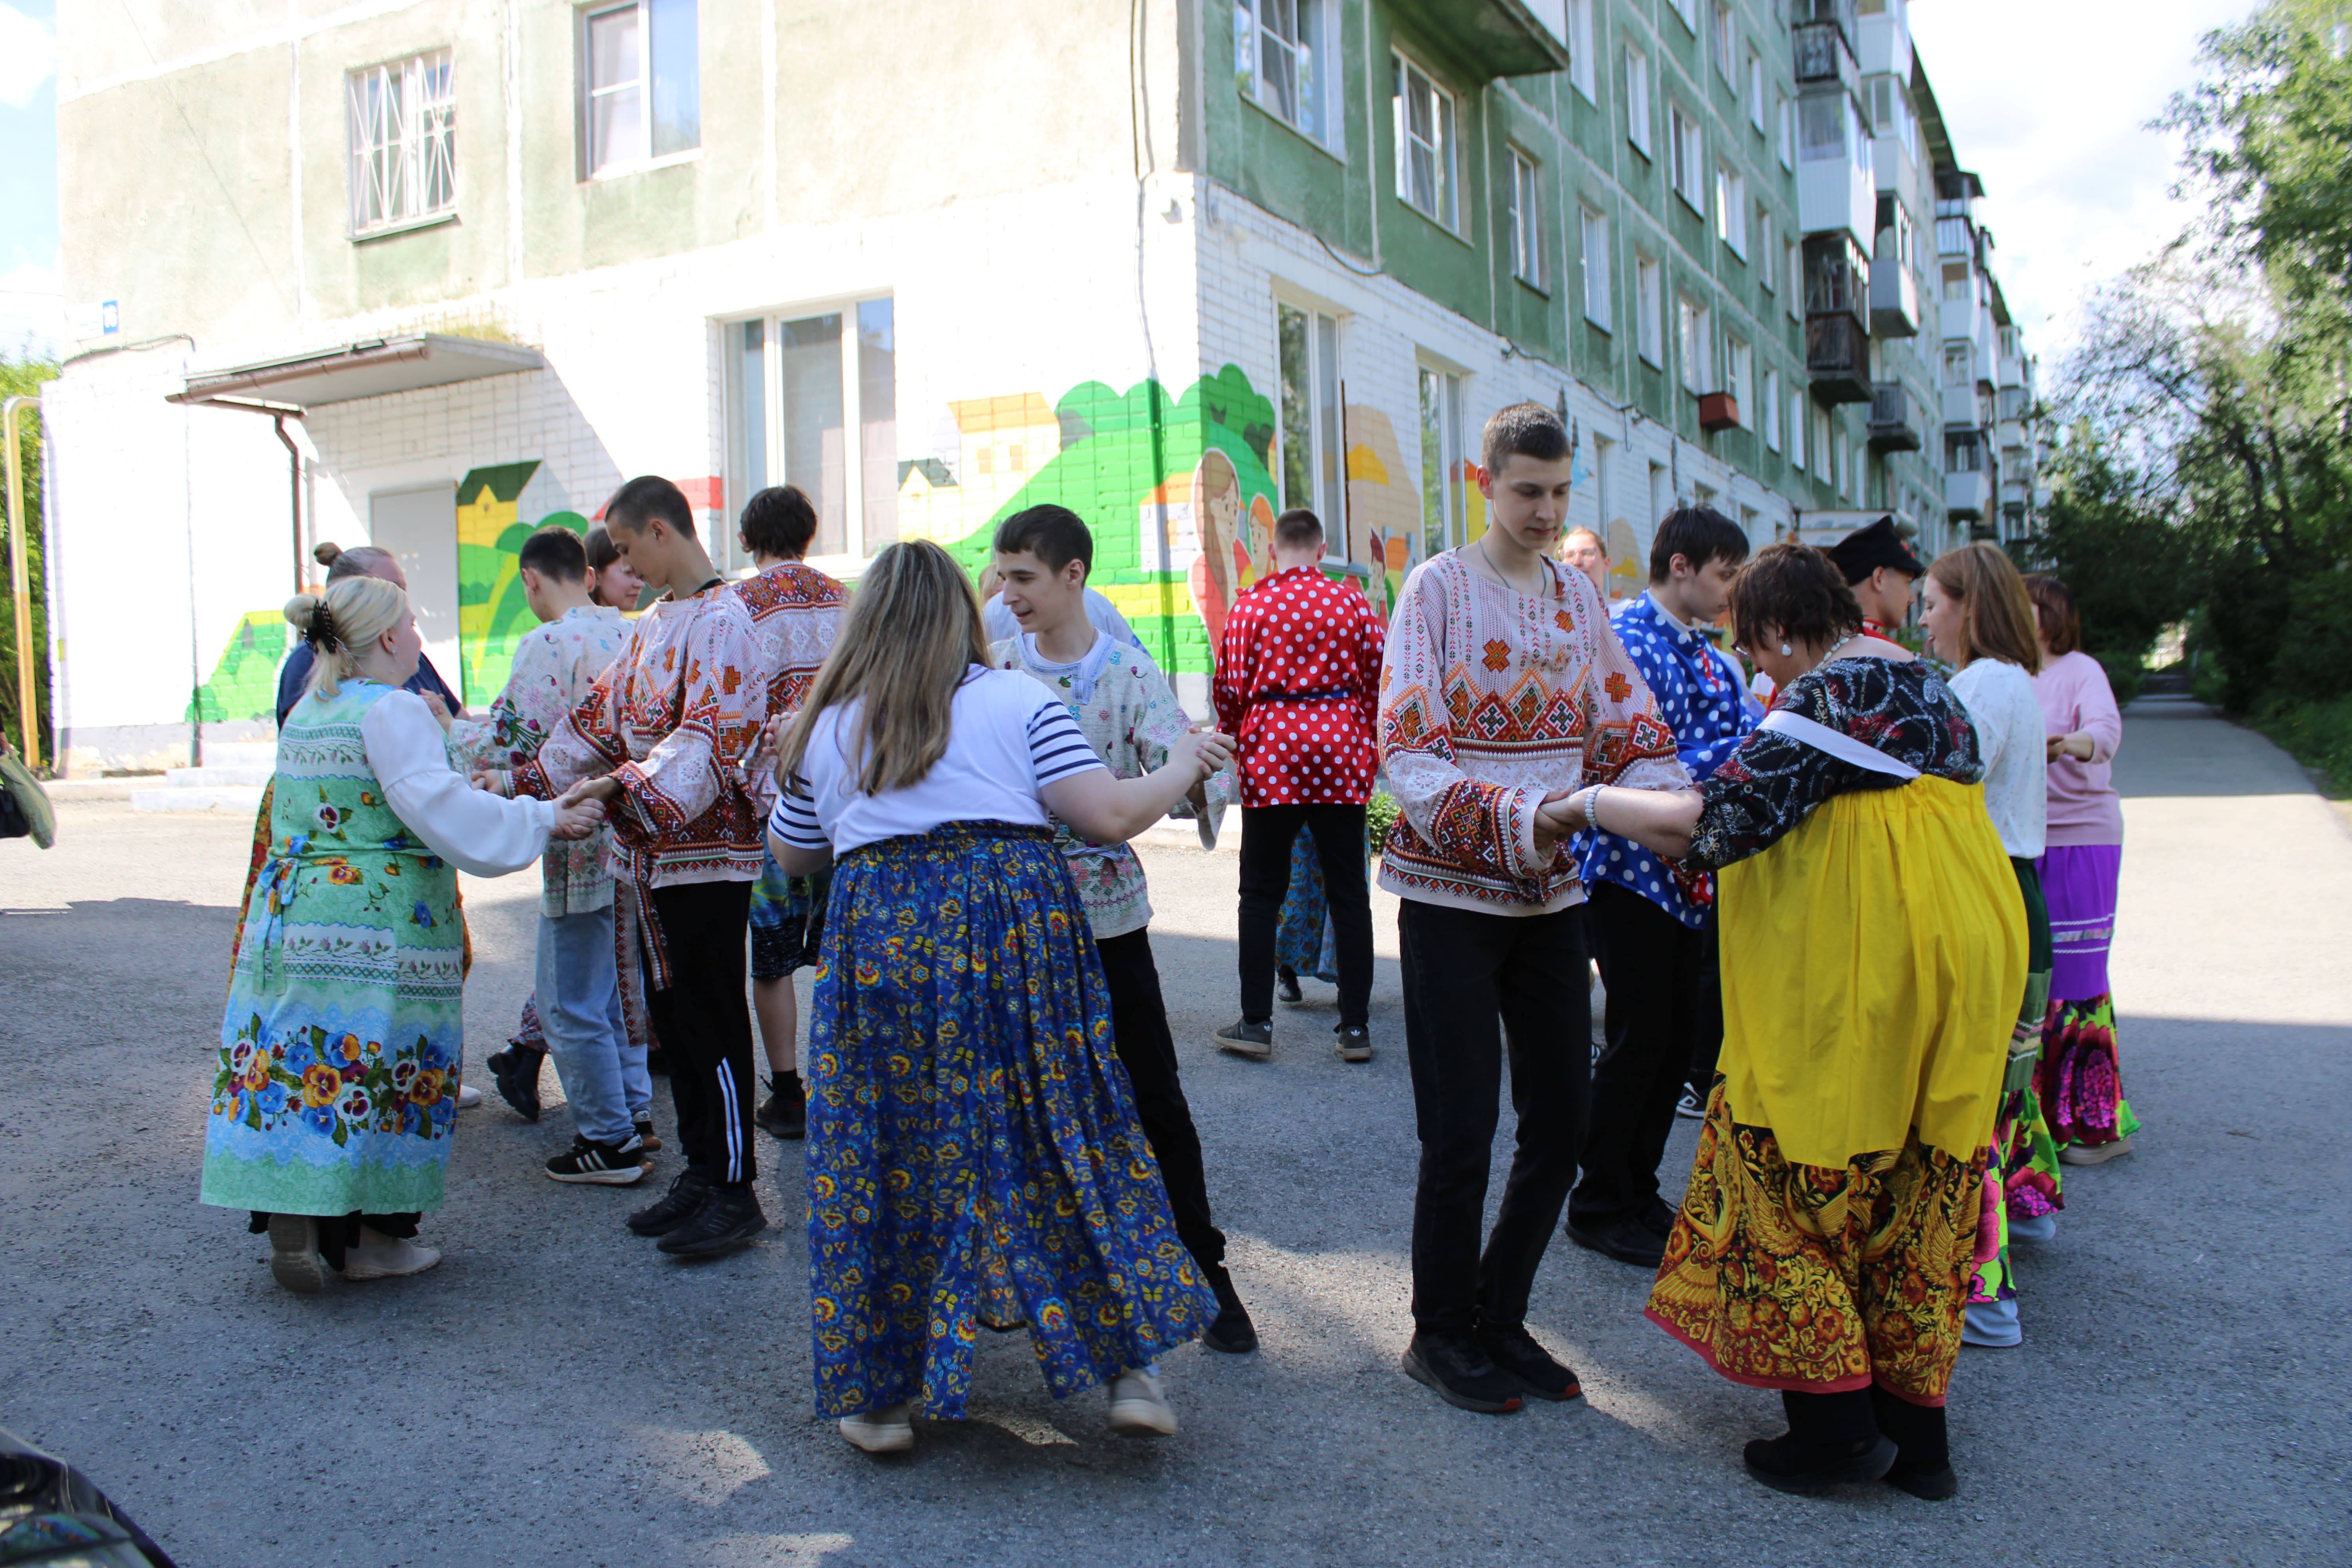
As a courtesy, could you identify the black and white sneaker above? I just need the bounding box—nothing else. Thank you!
[1674,1088,1707,1120]
[486,1046,544,1122]
[633,1116,662,1153]
[1214,1018,1273,1060]
[546,1134,649,1185]
[1332,1024,1372,1063]
[1276,968,1304,1005]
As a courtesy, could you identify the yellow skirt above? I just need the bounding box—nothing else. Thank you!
[1646,777,2023,1403]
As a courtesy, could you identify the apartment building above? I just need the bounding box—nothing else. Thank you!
[43,0,2041,775]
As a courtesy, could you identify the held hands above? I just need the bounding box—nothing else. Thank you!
[1170,728,1237,786]
[1533,786,1590,858]
[549,780,606,841]
[2046,731,2094,764]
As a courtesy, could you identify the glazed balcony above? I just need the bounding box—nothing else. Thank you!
[1807,313,1872,404]
[1869,252,1920,337]
[1944,469,1989,519]
[1867,383,1923,451]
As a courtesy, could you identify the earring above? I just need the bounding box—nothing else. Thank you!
[1779,641,1792,656]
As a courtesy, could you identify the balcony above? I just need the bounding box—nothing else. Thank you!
[2002,478,2029,510]
[1939,296,1978,343]
[1698,392,1742,433]
[1998,418,2027,455]
[1935,216,1974,258]
[1941,383,1980,430]
[1867,383,1923,451]
[1997,354,2026,391]
[1387,0,1570,77]
[1869,252,1920,337]
[1793,23,1860,95]
[1857,0,1912,78]
[1945,470,1989,519]
[1807,313,1871,404]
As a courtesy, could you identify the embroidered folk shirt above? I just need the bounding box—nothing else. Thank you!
[731,560,849,818]
[1211,565,1386,807]
[447,604,631,916]
[1377,550,1688,916]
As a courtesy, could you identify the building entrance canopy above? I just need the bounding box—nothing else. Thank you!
[164,333,543,412]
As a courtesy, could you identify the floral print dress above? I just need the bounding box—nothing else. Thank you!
[202,682,468,1218]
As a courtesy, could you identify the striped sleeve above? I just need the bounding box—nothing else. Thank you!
[1027,701,1108,788]
[768,777,828,850]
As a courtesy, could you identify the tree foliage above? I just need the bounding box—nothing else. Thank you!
[0,353,54,762]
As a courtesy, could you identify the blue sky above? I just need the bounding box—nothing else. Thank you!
[0,0,56,358]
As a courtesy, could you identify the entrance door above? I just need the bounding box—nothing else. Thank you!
[368,483,460,700]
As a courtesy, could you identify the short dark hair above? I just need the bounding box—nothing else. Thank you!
[1726,541,1864,652]
[1649,506,1749,584]
[738,485,817,560]
[605,475,694,537]
[992,503,1094,577]
[2024,573,2080,655]
[1274,507,1324,550]
[517,525,588,583]
[1480,401,1572,476]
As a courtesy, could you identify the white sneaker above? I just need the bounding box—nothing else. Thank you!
[342,1229,442,1280]
[839,1402,915,1454]
[1107,1369,1177,1437]
[456,1083,483,1109]
[266,1214,327,1295]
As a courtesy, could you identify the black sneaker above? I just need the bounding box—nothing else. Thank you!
[1742,1431,1899,1494]
[1564,1212,1666,1269]
[1675,1088,1707,1120]
[1276,969,1303,1004]
[1332,1024,1371,1063]
[1884,1462,1960,1501]
[1474,1321,1582,1402]
[486,1046,544,1123]
[1400,1330,1523,1415]
[546,1134,649,1186]
[1213,1018,1273,1060]
[1198,1264,1258,1354]
[633,1117,662,1153]
[656,1184,769,1256]
[1641,1195,1680,1238]
[755,1079,807,1140]
[626,1168,712,1237]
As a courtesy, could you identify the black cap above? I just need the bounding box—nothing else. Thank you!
[1826,516,1926,585]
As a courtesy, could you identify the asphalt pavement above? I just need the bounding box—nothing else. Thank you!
[0,697,2344,1566]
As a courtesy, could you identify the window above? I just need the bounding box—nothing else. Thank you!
[1777,96,1794,169]
[1787,386,1805,469]
[1677,295,1711,393]
[1943,342,1973,387]
[1393,53,1458,228]
[1728,336,1753,425]
[1812,407,1832,480]
[1763,368,1783,451]
[1236,0,1334,146]
[1419,366,1468,558]
[1670,0,1698,32]
[1637,254,1664,365]
[1568,0,1597,101]
[1280,301,1345,535]
[1626,46,1651,156]
[1786,241,1802,319]
[725,297,896,566]
[1580,207,1612,329]
[1712,4,1735,81]
[347,49,456,235]
[1942,260,1972,302]
[1715,166,1747,256]
[1798,95,1847,164]
[1669,107,1704,211]
[1833,426,1850,498]
[582,0,700,176]
[1508,151,1543,287]
[1757,205,1775,290]
[1747,51,1765,130]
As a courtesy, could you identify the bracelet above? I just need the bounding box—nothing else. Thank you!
[1583,786,1602,833]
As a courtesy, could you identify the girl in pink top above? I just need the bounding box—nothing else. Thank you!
[2026,577,2140,1164]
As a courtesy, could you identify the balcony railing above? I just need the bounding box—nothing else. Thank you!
[1792,23,1859,93]
[1998,418,2027,455]
[1944,470,1989,519]
[1941,383,1982,430]
[1867,383,1923,451]
[1869,253,1920,338]
[1807,312,1871,404]
[1935,216,1974,257]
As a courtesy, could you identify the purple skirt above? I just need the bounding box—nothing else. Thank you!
[2037,842,2120,1002]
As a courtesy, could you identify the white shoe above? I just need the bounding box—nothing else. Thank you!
[2058,1134,2132,1166]
[456,1083,483,1109]
[839,1402,915,1454]
[342,1229,442,1280]
[267,1214,327,1295]
[1107,1369,1177,1437]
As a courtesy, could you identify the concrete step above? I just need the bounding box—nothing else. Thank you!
[160,765,274,787]
[203,740,278,768]
[130,785,265,814]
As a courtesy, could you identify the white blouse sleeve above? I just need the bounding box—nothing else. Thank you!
[363,689,555,877]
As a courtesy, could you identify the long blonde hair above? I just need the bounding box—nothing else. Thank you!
[1928,543,2043,673]
[776,538,989,797]
[283,575,408,702]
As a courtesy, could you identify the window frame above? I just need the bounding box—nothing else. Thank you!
[1507,149,1544,289]
[1579,206,1613,330]
[1747,50,1765,131]
[1762,367,1783,452]
[1669,105,1704,213]
[1278,297,1347,540]
[1777,95,1795,170]
[1711,3,1735,82]
[1636,252,1664,367]
[1625,45,1652,158]
[1715,165,1747,258]
[1568,0,1598,102]
[1235,0,1340,152]
[1392,50,1460,231]
[1727,335,1753,426]
[1677,292,1712,394]
[579,0,702,180]
[722,294,898,571]
[1418,363,1471,559]
[1669,0,1699,34]
[346,48,457,239]
[1756,204,1775,290]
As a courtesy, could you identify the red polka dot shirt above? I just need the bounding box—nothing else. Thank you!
[1211,565,1387,807]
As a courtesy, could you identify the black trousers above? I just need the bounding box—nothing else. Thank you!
[1399,898,1590,1334]
[1095,929,1227,1277]
[1572,883,1720,1226]
[1237,804,1374,1027]
[640,880,757,1187]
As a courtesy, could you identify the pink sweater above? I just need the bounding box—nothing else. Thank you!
[2036,650,2124,846]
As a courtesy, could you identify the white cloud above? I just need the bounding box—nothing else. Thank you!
[1909,0,2258,362]
[0,3,55,109]
[0,254,63,359]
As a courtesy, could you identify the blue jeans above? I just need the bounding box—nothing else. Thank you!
[536,904,647,1145]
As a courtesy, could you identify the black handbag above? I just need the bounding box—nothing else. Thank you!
[0,749,53,848]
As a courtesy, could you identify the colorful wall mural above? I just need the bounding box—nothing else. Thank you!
[454,459,590,710]
[186,610,290,723]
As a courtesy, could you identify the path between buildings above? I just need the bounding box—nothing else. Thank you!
[0,699,2343,1566]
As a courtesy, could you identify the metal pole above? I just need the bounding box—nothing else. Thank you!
[3,394,38,768]
[274,412,303,595]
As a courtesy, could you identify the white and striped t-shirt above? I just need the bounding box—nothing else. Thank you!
[768,666,1106,856]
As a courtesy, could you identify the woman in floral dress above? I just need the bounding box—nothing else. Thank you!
[203,575,602,1294]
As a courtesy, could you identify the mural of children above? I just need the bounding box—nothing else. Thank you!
[1186,449,1249,648]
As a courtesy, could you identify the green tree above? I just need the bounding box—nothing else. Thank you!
[0,353,55,764]
[2018,425,2202,701]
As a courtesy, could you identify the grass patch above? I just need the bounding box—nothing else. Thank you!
[2249,695,2352,798]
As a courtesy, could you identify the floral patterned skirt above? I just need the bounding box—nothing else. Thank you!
[1971,858,2063,1311]
[804,821,1217,1420]
[2038,995,2141,1150]
[1274,828,1349,984]
[1646,1084,1988,1405]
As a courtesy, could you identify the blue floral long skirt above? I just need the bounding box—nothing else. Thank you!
[805,821,1217,1419]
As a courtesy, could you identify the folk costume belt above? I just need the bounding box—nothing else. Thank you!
[248,834,440,994]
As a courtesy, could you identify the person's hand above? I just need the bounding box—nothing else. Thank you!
[2047,731,2093,763]
[469,769,505,796]
[548,785,605,842]
[420,691,452,731]
[1532,788,1584,857]
[1170,728,1236,784]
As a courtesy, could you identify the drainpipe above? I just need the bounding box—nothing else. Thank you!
[274,412,304,595]
[3,395,39,767]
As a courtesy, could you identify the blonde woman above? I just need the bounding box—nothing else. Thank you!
[203,575,604,1294]
[767,539,1232,1455]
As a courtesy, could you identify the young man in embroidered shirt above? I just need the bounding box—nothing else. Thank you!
[728,485,848,1143]
[452,527,649,1183]
[1209,507,1386,1063]
[1378,403,1688,1415]
[1565,506,1755,1270]
[488,476,775,1258]
[1827,515,1926,642]
[990,504,1259,1354]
